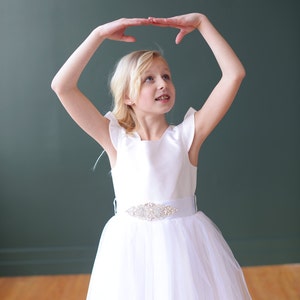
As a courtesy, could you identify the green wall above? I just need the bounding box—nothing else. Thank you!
[1,0,299,275]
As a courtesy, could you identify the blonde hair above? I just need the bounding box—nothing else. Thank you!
[110,50,167,132]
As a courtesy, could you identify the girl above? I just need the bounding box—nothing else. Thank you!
[51,13,251,300]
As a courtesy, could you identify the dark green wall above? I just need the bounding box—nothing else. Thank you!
[1,0,299,275]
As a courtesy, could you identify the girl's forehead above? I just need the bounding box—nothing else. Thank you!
[143,58,170,73]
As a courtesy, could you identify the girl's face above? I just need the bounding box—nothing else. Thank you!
[130,58,176,116]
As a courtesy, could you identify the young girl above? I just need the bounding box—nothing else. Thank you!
[52,13,251,300]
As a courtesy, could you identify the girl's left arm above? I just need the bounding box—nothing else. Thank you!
[149,13,246,165]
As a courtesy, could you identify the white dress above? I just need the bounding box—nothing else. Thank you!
[86,108,252,300]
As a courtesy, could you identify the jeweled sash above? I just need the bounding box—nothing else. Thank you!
[115,196,197,221]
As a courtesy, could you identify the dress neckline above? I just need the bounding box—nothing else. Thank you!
[133,125,173,142]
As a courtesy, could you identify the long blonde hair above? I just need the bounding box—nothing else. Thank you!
[110,50,166,132]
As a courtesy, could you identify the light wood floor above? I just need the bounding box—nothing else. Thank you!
[0,264,299,300]
[243,264,300,300]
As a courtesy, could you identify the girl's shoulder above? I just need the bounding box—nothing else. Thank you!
[104,111,123,149]
[174,107,196,151]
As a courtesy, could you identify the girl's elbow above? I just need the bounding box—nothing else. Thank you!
[223,64,246,83]
[51,77,66,96]
[51,77,60,94]
[232,67,246,84]
[239,66,246,80]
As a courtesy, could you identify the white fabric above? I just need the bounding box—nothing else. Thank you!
[86,108,252,300]
[120,196,197,220]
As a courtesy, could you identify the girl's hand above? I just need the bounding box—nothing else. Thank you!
[149,13,204,44]
[96,18,150,42]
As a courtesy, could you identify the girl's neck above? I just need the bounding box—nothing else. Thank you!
[135,115,169,141]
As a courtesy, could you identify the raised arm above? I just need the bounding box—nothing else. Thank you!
[149,13,246,165]
[51,18,149,156]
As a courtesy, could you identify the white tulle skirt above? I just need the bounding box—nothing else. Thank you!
[86,211,251,300]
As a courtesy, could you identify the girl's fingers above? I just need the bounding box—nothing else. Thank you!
[175,29,191,44]
[175,30,185,44]
[148,17,181,28]
[125,18,152,27]
[102,18,150,42]
[120,35,136,42]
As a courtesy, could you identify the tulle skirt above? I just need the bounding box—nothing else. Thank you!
[86,211,251,300]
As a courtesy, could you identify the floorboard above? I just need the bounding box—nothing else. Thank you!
[0,264,299,299]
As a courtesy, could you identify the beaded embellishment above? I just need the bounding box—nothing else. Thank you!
[126,202,178,221]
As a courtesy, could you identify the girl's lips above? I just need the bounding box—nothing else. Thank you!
[155,94,170,101]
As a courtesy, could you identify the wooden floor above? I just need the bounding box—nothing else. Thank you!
[243,264,300,300]
[0,264,299,300]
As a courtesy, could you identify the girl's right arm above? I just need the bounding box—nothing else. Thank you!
[51,18,149,159]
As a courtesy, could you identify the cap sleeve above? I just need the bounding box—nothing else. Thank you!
[105,111,123,150]
[180,107,197,151]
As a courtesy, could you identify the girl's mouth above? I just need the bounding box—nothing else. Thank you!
[155,94,170,101]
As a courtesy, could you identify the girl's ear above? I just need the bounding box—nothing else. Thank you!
[124,96,134,106]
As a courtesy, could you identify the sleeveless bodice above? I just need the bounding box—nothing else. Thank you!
[105,108,197,213]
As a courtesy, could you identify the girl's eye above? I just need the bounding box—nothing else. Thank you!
[163,74,171,80]
[145,76,154,82]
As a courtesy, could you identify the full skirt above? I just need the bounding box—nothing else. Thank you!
[86,211,251,300]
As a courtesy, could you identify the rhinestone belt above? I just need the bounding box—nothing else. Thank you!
[126,202,178,221]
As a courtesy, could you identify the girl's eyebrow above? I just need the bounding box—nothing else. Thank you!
[143,67,170,76]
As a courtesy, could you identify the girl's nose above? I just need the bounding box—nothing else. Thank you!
[158,78,167,90]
